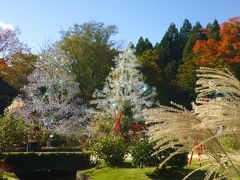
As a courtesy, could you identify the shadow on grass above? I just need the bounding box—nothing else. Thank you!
[114,161,133,168]
[95,161,134,169]
[16,170,76,180]
[88,161,212,180]
[146,168,207,180]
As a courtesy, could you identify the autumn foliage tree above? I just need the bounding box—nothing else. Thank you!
[0,53,37,91]
[0,27,30,91]
[193,17,240,66]
[0,27,26,65]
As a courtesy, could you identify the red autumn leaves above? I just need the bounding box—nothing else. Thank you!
[193,16,240,65]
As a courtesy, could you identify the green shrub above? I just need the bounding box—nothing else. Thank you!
[0,152,91,173]
[0,115,28,152]
[120,103,134,134]
[92,136,127,166]
[90,117,114,144]
[131,140,188,169]
[131,140,157,168]
[157,147,188,169]
[0,115,51,151]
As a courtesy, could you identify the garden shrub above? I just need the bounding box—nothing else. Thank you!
[131,139,157,168]
[87,114,115,150]
[92,136,127,166]
[0,115,28,152]
[0,152,91,173]
[91,117,114,141]
[120,103,134,134]
[0,115,51,151]
[131,140,188,169]
[157,147,188,169]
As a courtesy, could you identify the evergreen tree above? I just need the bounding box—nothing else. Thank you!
[92,45,158,120]
[182,22,202,57]
[138,49,162,87]
[144,38,153,50]
[209,19,220,40]
[177,22,203,96]
[135,37,153,56]
[17,47,86,133]
[177,54,197,95]
[135,37,145,56]
[178,19,192,57]
[155,23,182,82]
[155,23,179,69]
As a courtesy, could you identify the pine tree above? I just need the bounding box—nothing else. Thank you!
[182,22,202,57]
[178,19,192,57]
[92,45,158,120]
[17,47,86,133]
[177,22,203,95]
[144,38,153,50]
[135,37,153,56]
[155,23,181,82]
[209,19,220,40]
[155,23,179,69]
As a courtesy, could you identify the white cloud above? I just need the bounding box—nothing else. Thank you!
[0,22,14,30]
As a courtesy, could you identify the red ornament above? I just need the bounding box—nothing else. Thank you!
[189,137,210,167]
[128,124,147,133]
[114,110,123,135]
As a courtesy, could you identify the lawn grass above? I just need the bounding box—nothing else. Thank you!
[82,160,208,180]
[83,163,154,180]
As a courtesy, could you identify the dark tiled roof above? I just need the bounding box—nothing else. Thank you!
[0,78,18,96]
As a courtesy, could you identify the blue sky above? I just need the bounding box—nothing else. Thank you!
[1,0,239,51]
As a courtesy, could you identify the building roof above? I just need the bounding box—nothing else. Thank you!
[0,78,18,96]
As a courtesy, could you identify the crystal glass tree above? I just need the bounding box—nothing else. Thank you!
[16,47,86,133]
[92,44,158,121]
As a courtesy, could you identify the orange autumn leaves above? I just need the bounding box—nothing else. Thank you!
[0,53,36,90]
[193,16,240,66]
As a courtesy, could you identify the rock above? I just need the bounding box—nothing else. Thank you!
[76,171,90,180]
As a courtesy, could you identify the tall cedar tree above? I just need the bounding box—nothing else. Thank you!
[135,37,153,56]
[178,19,192,58]
[177,22,203,97]
[209,19,221,40]
[155,23,179,70]
[153,21,192,106]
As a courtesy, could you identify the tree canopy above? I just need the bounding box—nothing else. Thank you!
[59,21,118,101]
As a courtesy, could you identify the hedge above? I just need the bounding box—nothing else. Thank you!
[0,152,91,173]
